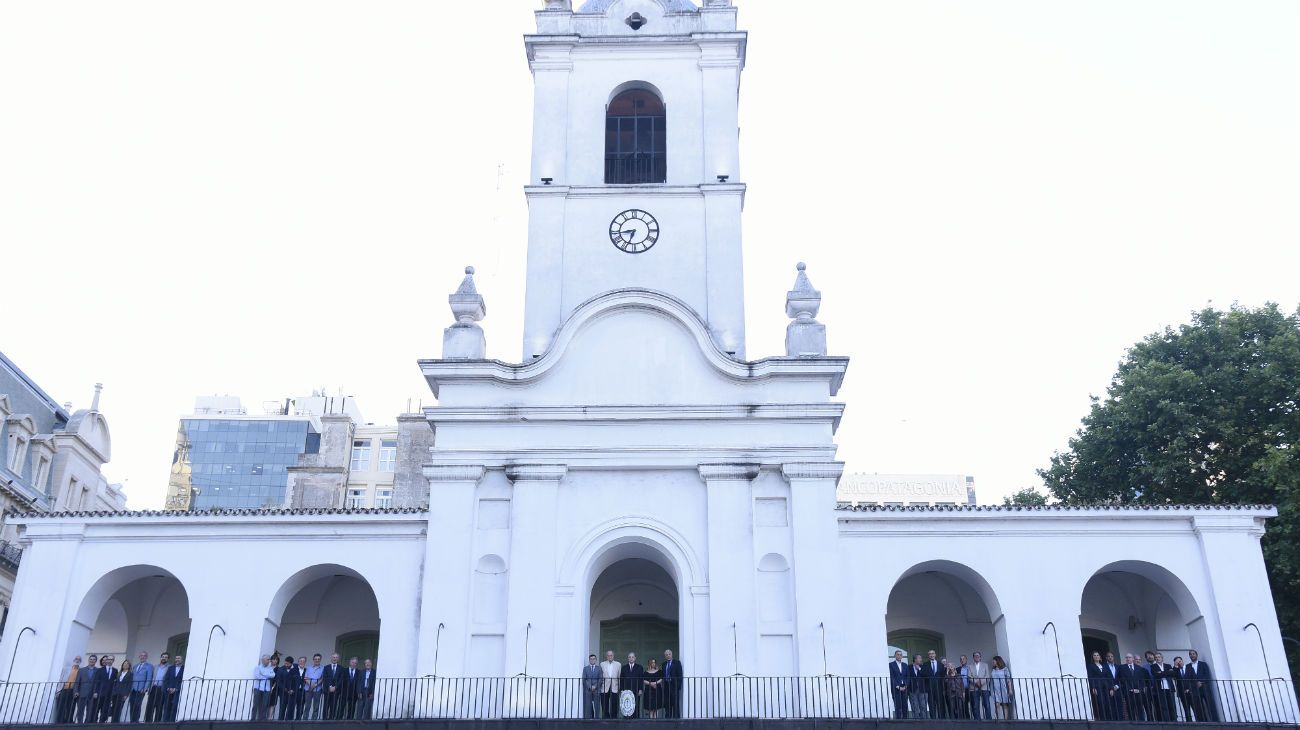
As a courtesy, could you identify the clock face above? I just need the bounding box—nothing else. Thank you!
[609,209,659,254]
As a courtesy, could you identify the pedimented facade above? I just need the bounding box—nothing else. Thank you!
[0,1,1292,723]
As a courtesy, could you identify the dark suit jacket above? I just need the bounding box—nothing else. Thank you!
[113,671,134,697]
[662,659,683,686]
[275,665,301,694]
[92,667,118,696]
[162,665,184,691]
[1186,660,1213,683]
[1087,663,1109,692]
[343,667,360,696]
[1117,663,1150,692]
[1102,662,1121,690]
[621,663,644,693]
[1149,663,1174,690]
[322,665,344,695]
[889,661,911,691]
[356,669,378,698]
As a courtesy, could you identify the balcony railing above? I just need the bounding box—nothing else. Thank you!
[0,676,1295,724]
[0,540,22,572]
[605,152,666,185]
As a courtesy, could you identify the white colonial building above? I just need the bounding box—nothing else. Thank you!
[0,0,1292,722]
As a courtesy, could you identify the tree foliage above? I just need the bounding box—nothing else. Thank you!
[1003,488,1048,507]
[1040,303,1300,675]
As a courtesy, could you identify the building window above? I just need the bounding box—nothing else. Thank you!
[351,440,371,471]
[378,440,397,472]
[347,488,367,509]
[375,488,393,509]
[605,88,666,184]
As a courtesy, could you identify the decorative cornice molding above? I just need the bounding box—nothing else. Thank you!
[426,403,844,428]
[423,464,486,483]
[505,464,568,483]
[780,462,845,483]
[8,506,429,521]
[698,463,760,482]
[838,503,1277,519]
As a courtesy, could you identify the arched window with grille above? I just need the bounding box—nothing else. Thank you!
[605,87,666,184]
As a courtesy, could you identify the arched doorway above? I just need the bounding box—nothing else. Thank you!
[265,565,380,666]
[70,566,191,674]
[590,558,679,663]
[885,561,1006,663]
[1079,561,1208,664]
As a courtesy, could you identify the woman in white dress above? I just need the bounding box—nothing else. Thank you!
[990,655,1014,719]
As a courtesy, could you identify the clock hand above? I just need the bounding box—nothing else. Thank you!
[621,229,638,237]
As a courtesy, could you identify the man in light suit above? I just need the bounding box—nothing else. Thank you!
[888,650,910,720]
[582,655,603,719]
[967,651,992,720]
[129,651,154,723]
[600,651,622,719]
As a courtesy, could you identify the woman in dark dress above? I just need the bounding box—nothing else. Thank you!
[642,659,664,718]
[110,660,134,722]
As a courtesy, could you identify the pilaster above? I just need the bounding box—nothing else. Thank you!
[1193,515,1286,681]
[781,462,845,677]
[700,463,759,675]
[416,465,486,676]
[504,464,567,676]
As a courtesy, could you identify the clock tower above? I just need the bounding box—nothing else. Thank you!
[522,0,748,359]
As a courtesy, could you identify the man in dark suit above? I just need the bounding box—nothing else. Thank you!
[321,653,345,720]
[924,650,944,718]
[161,655,184,722]
[889,650,911,720]
[1102,652,1123,720]
[93,655,119,723]
[1185,650,1218,722]
[1146,652,1176,721]
[622,652,645,718]
[1087,651,1111,720]
[582,654,603,719]
[276,655,301,720]
[661,650,684,719]
[1117,653,1150,721]
[1172,657,1195,721]
[341,657,361,719]
[356,659,378,720]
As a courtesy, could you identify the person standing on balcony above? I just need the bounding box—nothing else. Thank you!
[74,654,98,724]
[1185,650,1218,722]
[582,654,602,719]
[161,655,184,722]
[355,659,377,720]
[303,654,324,720]
[622,652,644,718]
[93,655,118,723]
[129,652,153,723]
[909,654,930,719]
[295,657,309,718]
[342,657,361,719]
[599,651,621,719]
[322,653,344,720]
[968,651,992,720]
[662,650,683,719]
[276,656,300,720]
[252,655,275,720]
[110,659,134,722]
[889,650,910,720]
[56,655,82,724]
[145,653,170,723]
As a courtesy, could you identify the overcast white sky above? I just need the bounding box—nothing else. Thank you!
[1,1,1296,509]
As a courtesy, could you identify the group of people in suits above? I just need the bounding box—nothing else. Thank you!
[55,652,184,724]
[889,650,1013,721]
[1089,649,1219,722]
[252,652,378,721]
[582,649,684,719]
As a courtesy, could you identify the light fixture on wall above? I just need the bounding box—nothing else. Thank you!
[541,177,553,185]
[1127,615,1144,630]
[716,175,729,183]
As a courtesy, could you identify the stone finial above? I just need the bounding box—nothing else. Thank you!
[785,262,827,356]
[443,266,487,359]
[91,383,103,411]
[542,0,571,10]
[703,0,733,6]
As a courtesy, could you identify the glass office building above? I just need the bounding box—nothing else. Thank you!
[168,418,321,510]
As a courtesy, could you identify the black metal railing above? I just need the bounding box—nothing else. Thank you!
[0,676,1294,724]
[0,540,22,572]
[605,152,666,185]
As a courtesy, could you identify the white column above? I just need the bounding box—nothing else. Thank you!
[522,185,570,360]
[782,463,846,677]
[0,532,83,683]
[416,465,485,677]
[504,464,566,677]
[1194,515,1287,681]
[699,464,759,676]
[528,42,573,183]
[701,183,746,357]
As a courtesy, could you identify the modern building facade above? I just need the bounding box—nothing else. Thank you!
[0,1,1292,724]
[0,351,126,638]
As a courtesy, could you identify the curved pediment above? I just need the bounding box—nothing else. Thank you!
[421,289,847,405]
[66,409,111,462]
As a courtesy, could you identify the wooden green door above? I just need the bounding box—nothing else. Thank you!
[336,631,380,665]
[599,617,678,666]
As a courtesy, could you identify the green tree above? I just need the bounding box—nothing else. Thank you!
[1003,487,1048,507]
[1040,303,1300,678]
